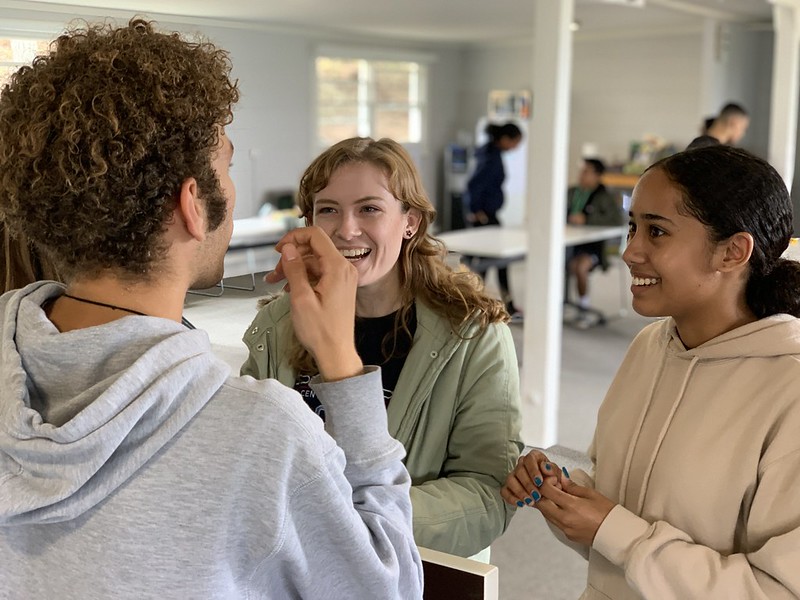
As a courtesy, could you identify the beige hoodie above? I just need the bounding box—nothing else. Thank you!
[573,315,800,599]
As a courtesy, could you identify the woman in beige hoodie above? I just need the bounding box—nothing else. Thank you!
[503,145,800,599]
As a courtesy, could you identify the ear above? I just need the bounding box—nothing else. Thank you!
[177,177,207,242]
[404,207,422,236]
[717,231,754,273]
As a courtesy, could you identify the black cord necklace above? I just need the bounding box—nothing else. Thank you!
[62,293,147,317]
[60,292,195,329]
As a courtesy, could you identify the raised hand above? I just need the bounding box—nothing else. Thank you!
[267,226,362,381]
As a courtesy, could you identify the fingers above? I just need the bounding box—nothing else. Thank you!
[268,227,335,282]
[501,450,552,507]
[278,242,312,300]
[277,226,361,382]
[535,480,617,546]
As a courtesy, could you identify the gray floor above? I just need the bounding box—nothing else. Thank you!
[183,257,653,600]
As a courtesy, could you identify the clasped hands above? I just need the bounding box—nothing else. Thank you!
[501,450,616,547]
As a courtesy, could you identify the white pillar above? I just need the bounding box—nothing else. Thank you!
[768,0,800,190]
[521,0,574,447]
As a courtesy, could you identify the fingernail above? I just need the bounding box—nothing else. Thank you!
[282,243,298,261]
[544,463,552,471]
[562,466,570,478]
[516,500,524,507]
[532,491,541,502]
[534,476,543,486]
[524,497,532,505]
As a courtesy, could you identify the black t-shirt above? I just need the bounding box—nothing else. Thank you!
[294,304,417,421]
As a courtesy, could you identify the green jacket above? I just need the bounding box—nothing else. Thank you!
[241,293,523,557]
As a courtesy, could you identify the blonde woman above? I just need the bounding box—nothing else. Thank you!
[242,137,523,558]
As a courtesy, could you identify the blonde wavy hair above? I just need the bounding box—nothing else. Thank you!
[285,137,507,374]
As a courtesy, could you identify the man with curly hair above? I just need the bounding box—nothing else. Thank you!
[0,19,422,599]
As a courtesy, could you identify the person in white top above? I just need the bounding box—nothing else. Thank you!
[503,145,800,599]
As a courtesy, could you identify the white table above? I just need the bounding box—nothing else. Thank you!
[437,224,628,324]
[438,223,629,449]
[223,217,289,282]
[436,224,627,261]
[191,217,289,296]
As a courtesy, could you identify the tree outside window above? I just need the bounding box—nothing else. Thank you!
[316,56,425,148]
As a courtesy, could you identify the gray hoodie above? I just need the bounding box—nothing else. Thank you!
[0,282,422,599]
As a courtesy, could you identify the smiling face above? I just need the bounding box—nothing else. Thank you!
[311,161,420,296]
[623,167,728,330]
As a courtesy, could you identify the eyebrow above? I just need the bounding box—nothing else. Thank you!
[315,196,388,206]
[629,211,676,226]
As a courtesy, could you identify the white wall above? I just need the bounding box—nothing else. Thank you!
[0,5,781,225]
[571,33,703,169]
[458,28,774,188]
[0,6,465,220]
[700,23,773,159]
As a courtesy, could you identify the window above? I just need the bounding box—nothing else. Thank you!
[0,37,50,90]
[316,56,426,147]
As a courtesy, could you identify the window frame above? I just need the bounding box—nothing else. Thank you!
[0,33,53,91]
[313,45,432,153]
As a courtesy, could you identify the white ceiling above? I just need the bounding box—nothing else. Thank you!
[5,0,775,43]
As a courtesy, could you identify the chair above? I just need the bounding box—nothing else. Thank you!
[419,546,499,600]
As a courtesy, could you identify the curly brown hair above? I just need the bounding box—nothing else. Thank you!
[285,137,508,374]
[1,222,61,294]
[0,19,239,280]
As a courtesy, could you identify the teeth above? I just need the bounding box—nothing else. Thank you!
[340,248,370,258]
[632,277,659,286]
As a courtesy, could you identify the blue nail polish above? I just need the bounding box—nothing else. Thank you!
[534,476,543,486]
[544,463,552,471]
[524,497,532,505]
[562,466,570,478]
[532,491,541,502]
[516,500,524,507]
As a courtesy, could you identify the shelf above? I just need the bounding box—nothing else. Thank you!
[601,172,639,189]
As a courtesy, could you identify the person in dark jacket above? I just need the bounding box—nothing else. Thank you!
[466,122,523,317]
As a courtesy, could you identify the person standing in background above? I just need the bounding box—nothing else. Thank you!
[466,121,523,318]
[687,102,749,150]
[566,158,623,329]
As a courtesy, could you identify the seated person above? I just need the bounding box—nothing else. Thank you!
[566,158,623,328]
[0,20,421,598]
[242,136,524,559]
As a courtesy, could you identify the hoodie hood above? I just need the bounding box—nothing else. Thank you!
[663,314,800,360]
[614,313,800,515]
[0,282,230,525]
